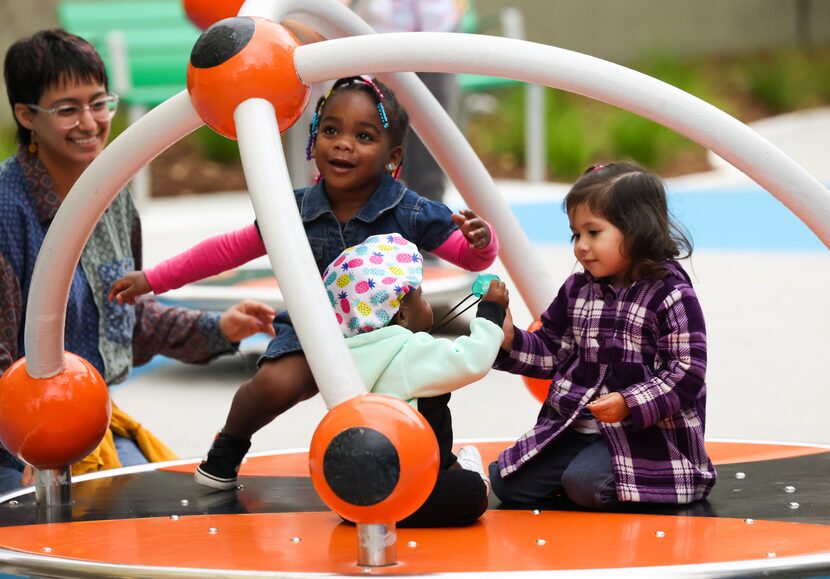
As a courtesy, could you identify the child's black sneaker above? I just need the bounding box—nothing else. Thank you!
[193,432,251,491]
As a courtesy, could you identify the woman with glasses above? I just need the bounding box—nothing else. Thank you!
[0,29,276,492]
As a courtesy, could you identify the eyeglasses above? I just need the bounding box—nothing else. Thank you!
[26,94,119,129]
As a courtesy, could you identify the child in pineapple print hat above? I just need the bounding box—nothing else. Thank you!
[323,233,424,337]
[323,233,510,528]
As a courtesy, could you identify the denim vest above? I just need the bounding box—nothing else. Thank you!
[296,173,457,275]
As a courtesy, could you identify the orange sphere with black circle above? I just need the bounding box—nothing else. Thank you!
[187,16,311,140]
[309,394,439,524]
[522,319,550,403]
[0,353,111,469]
[183,0,244,30]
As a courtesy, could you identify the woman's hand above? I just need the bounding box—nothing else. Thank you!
[452,209,492,249]
[586,393,630,423]
[21,464,34,486]
[219,300,277,343]
[108,271,152,305]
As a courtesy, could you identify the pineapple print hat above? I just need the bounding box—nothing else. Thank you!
[322,233,424,338]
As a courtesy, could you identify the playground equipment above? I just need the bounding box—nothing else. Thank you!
[1,0,830,575]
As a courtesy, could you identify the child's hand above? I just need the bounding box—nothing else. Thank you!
[500,307,514,350]
[219,300,277,343]
[452,209,492,249]
[108,271,152,305]
[482,280,509,309]
[586,393,630,423]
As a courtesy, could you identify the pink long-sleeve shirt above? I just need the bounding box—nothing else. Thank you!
[145,223,499,295]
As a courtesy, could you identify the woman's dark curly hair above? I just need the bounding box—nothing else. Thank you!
[564,162,692,284]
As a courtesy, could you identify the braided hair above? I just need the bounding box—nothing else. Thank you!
[305,76,409,172]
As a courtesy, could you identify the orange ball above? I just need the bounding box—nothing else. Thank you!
[0,353,111,469]
[187,17,311,140]
[522,319,551,403]
[183,0,244,30]
[309,394,439,524]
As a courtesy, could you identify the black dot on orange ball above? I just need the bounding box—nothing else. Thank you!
[190,17,255,69]
[323,427,401,506]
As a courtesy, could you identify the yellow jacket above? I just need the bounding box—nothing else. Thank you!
[73,401,177,475]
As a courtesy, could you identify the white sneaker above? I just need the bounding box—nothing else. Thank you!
[457,445,491,496]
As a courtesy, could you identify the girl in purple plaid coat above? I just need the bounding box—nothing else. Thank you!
[490,162,716,509]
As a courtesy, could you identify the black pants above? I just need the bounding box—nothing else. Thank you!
[398,393,488,527]
[398,467,488,528]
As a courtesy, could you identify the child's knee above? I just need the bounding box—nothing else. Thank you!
[561,469,617,510]
[250,359,317,401]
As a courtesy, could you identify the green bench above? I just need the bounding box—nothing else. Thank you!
[57,0,200,113]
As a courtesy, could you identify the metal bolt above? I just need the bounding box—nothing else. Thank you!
[290,536,302,543]
[734,472,746,480]
[531,509,541,515]
[169,515,180,521]
[744,518,755,525]
[655,531,665,538]
[784,485,795,493]
[766,552,777,558]
[407,540,417,548]
[180,499,189,506]
[42,547,52,553]
[208,528,218,535]
[788,502,800,510]
[535,539,546,546]
[237,484,245,490]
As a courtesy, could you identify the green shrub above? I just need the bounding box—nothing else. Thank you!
[746,58,797,113]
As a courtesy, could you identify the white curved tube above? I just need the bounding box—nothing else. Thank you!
[234,99,365,408]
[294,32,830,250]
[240,0,556,315]
[24,92,203,378]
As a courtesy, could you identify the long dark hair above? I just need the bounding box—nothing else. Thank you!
[4,28,109,147]
[564,162,692,284]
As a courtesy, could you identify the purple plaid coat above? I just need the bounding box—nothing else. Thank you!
[495,261,716,503]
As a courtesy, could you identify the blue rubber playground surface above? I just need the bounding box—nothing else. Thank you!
[510,183,827,253]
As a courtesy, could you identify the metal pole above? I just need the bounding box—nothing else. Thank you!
[357,523,396,567]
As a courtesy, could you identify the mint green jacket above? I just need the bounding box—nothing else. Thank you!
[346,317,504,409]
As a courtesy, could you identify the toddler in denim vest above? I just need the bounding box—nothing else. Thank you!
[110,76,500,493]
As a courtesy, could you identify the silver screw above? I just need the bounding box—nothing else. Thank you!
[407,540,417,548]
[237,484,245,490]
[655,531,665,538]
[180,499,189,506]
[290,536,302,543]
[42,547,52,553]
[734,472,746,480]
[744,518,755,525]
[170,515,180,521]
[535,539,546,546]
[531,509,541,515]
[784,485,795,493]
[766,552,777,558]
[788,502,800,510]
[208,528,218,534]
[8,500,19,506]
